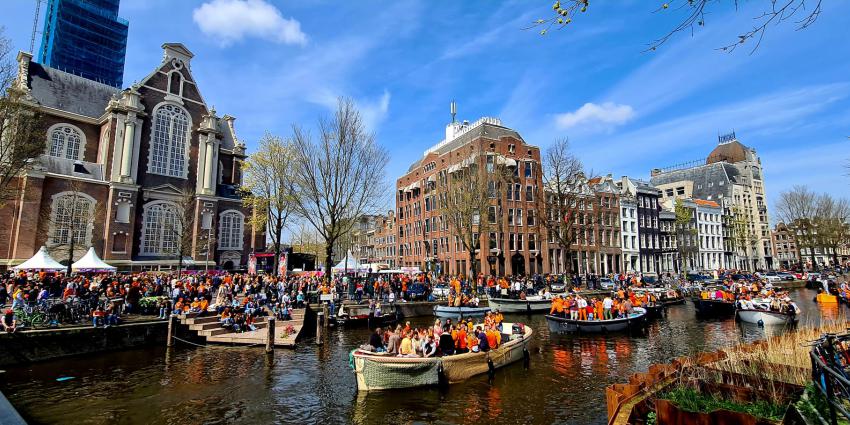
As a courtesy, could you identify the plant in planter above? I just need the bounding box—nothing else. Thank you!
[655,386,787,425]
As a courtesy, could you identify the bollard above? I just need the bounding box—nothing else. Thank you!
[316,310,324,345]
[266,317,276,353]
[166,314,176,347]
[323,303,329,328]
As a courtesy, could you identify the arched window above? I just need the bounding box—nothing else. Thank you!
[149,104,189,178]
[140,201,181,255]
[48,125,85,160]
[48,192,95,247]
[218,210,244,250]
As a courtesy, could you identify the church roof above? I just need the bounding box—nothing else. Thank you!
[26,62,121,118]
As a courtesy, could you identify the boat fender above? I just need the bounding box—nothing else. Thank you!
[437,361,448,387]
[487,358,495,379]
[523,347,530,369]
[757,319,764,327]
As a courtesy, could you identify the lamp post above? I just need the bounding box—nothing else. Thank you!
[204,225,212,273]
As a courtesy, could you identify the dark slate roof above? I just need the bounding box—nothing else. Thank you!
[27,62,122,118]
[650,162,743,202]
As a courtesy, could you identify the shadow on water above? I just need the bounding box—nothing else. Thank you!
[1,288,842,425]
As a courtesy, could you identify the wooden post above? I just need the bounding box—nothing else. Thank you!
[323,303,329,328]
[167,314,176,347]
[266,317,276,353]
[316,309,323,345]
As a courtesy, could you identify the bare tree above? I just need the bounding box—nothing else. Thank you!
[0,28,47,208]
[290,221,327,270]
[539,138,587,276]
[436,146,513,280]
[242,133,297,276]
[673,198,697,272]
[815,194,850,266]
[775,185,819,270]
[531,0,823,53]
[290,98,389,277]
[41,179,104,274]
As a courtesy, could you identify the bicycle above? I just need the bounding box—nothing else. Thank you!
[13,304,47,329]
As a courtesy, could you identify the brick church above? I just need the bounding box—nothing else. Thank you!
[0,43,265,271]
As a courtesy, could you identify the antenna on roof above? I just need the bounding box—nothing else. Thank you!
[450,100,457,123]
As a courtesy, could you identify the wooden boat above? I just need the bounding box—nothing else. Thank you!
[736,309,798,326]
[335,303,399,327]
[433,305,491,318]
[643,303,666,319]
[351,324,533,391]
[488,296,551,313]
[545,307,647,333]
[692,298,736,317]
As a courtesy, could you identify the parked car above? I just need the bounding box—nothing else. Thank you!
[551,281,567,293]
[599,278,617,290]
[776,272,795,281]
[432,284,449,298]
[763,274,782,283]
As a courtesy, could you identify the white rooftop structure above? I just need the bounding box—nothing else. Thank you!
[13,246,65,271]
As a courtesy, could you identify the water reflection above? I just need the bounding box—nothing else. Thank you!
[2,288,841,425]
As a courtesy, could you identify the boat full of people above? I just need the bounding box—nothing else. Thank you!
[692,286,737,317]
[351,314,532,391]
[434,291,489,318]
[736,296,800,326]
[545,294,647,333]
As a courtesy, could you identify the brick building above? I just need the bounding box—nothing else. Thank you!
[0,43,264,271]
[396,114,548,277]
[771,222,799,269]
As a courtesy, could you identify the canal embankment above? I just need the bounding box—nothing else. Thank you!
[0,319,168,367]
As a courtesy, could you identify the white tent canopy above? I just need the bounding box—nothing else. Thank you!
[332,251,368,272]
[13,246,65,271]
[72,247,116,271]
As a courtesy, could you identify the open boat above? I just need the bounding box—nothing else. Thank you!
[692,298,736,317]
[335,303,399,327]
[545,307,647,333]
[488,296,551,313]
[736,308,797,326]
[816,292,838,304]
[433,305,491,319]
[351,324,533,391]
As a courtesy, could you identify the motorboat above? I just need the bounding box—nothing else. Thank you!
[351,323,532,391]
[488,295,552,313]
[545,307,647,333]
[433,305,491,319]
[335,302,399,327]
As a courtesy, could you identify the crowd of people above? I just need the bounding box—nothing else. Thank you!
[548,294,637,320]
[364,311,506,357]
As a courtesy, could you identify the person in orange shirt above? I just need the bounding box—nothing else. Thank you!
[456,326,468,354]
[486,326,499,349]
[550,296,564,315]
[595,299,604,321]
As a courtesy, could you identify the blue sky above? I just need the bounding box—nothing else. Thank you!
[3,0,849,217]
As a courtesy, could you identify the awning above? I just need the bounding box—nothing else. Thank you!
[13,246,65,271]
[72,247,116,271]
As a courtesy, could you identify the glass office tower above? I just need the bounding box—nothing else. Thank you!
[39,0,129,88]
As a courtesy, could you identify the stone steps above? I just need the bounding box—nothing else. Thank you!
[177,308,307,348]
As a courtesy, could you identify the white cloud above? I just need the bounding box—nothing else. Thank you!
[193,0,307,47]
[554,102,635,130]
[358,90,392,131]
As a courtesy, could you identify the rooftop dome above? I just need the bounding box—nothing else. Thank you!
[706,139,749,164]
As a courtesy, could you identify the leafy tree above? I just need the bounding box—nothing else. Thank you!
[673,198,697,272]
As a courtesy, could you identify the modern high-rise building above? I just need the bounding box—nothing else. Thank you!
[39,0,129,88]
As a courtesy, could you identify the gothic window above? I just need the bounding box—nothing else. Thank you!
[218,210,244,250]
[140,201,181,255]
[48,125,84,160]
[48,192,95,247]
[149,104,189,178]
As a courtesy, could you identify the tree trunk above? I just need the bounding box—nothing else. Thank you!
[273,216,283,276]
[66,232,75,276]
[325,244,334,283]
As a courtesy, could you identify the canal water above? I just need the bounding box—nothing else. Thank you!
[2,287,843,425]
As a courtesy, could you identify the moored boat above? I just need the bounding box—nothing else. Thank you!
[335,303,399,327]
[643,303,665,319]
[488,296,551,313]
[434,305,491,318]
[545,307,647,333]
[736,309,797,326]
[351,324,533,391]
[816,292,838,304]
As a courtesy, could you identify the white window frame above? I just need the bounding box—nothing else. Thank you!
[139,200,182,256]
[47,191,96,248]
[218,210,245,251]
[46,123,86,160]
[147,103,191,179]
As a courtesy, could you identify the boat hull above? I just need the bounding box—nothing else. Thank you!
[545,308,647,333]
[643,304,665,319]
[736,309,797,326]
[692,299,736,317]
[352,327,532,391]
[488,298,551,313]
[433,306,491,318]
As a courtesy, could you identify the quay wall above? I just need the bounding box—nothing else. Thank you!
[0,321,168,367]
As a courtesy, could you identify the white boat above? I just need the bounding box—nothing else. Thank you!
[351,324,533,391]
[546,307,648,333]
[736,309,798,325]
[488,296,551,313]
[433,305,491,318]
